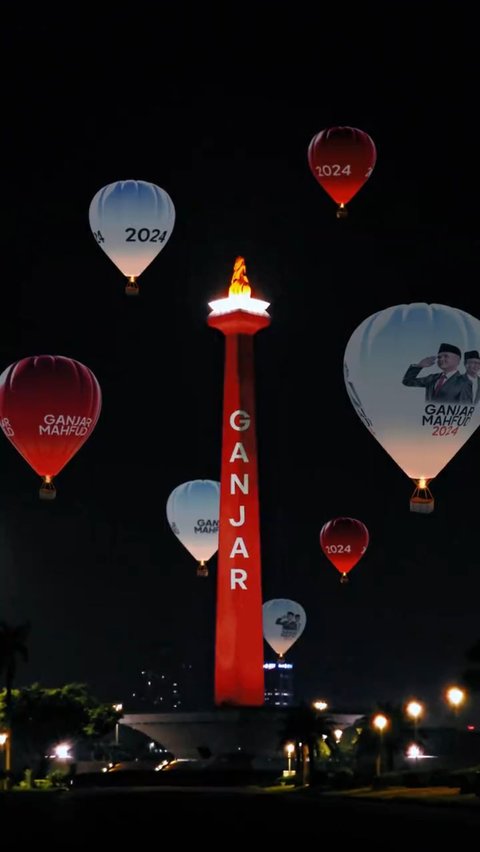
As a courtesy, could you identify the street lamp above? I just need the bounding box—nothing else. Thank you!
[0,732,8,791]
[113,703,123,745]
[313,700,328,712]
[445,686,465,717]
[285,742,295,773]
[372,713,389,777]
[405,699,424,742]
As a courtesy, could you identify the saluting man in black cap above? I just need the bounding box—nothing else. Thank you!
[402,343,467,402]
[462,350,480,404]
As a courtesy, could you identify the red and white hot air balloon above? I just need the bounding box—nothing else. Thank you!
[320,517,369,583]
[0,355,102,499]
[308,126,376,218]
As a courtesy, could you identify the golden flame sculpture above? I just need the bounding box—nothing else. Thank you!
[228,257,251,297]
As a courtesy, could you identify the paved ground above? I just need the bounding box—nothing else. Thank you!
[1,782,479,844]
[321,785,479,807]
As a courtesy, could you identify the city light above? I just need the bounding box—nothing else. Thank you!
[446,686,465,710]
[285,742,295,773]
[406,743,423,760]
[53,743,72,760]
[372,713,389,777]
[405,700,423,721]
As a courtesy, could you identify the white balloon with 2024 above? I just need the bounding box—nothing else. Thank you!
[89,179,175,282]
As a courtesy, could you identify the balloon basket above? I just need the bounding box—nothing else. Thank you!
[410,498,434,514]
[410,482,434,514]
[340,573,349,584]
[197,564,209,578]
[39,481,56,501]
[125,283,139,296]
[336,204,348,220]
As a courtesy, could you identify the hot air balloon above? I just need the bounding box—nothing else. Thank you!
[0,355,102,500]
[262,599,306,659]
[166,480,220,576]
[89,179,175,295]
[320,517,369,583]
[307,126,376,218]
[344,302,480,513]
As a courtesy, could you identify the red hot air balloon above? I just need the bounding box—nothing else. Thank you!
[320,517,369,583]
[307,126,376,218]
[0,355,102,500]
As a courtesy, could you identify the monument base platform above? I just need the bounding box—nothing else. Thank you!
[122,706,293,764]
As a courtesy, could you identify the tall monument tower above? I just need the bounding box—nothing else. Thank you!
[207,257,271,706]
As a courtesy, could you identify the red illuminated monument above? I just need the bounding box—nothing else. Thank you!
[207,257,271,706]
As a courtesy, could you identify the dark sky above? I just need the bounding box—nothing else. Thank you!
[2,5,479,722]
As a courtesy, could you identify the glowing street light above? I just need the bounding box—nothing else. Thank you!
[405,699,424,741]
[313,700,328,711]
[0,732,8,792]
[372,713,389,777]
[285,742,295,773]
[373,713,388,731]
[445,686,465,716]
[113,703,123,745]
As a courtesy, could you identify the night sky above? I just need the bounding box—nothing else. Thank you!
[2,6,479,722]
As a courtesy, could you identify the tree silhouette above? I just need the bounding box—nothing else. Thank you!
[0,621,30,785]
[462,639,480,693]
[280,702,336,785]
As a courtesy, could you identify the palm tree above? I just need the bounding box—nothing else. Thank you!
[0,621,30,785]
[280,702,335,785]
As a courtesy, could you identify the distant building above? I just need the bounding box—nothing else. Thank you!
[127,662,197,712]
[263,660,294,706]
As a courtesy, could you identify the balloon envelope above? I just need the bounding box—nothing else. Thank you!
[308,126,376,207]
[320,517,369,580]
[263,599,306,657]
[0,355,102,481]
[344,303,480,508]
[166,480,220,566]
[89,179,175,278]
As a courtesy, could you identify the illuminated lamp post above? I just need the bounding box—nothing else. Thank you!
[113,703,123,744]
[405,699,424,743]
[0,732,8,791]
[208,257,270,706]
[445,686,466,718]
[285,742,295,774]
[372,713,389,777]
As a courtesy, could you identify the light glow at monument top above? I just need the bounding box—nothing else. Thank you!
[208,257,270,317]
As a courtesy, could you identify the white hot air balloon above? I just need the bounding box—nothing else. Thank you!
[263,599,307,659]
[89,179,175,295]
[166,480,220,577]
[344,302,480,513]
